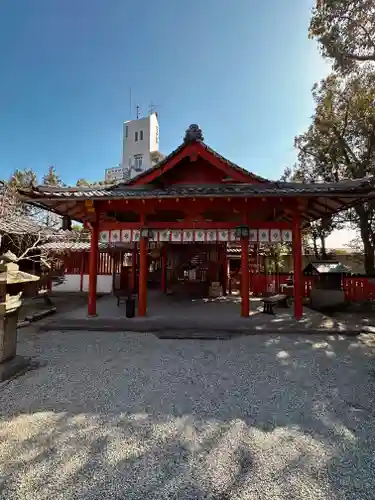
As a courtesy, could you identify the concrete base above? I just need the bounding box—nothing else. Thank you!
[0,355,38,382]
[37,315,360,336]
[156,331,259,340]
[311,289,346,310]
[36,292,360,336]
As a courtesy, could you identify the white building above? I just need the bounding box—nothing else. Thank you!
[105,112,164,183]
[104,165,125,184]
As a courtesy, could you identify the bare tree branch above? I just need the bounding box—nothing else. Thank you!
[0,183,84,270]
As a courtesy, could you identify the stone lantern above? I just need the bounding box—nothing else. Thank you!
[0,252,39,379]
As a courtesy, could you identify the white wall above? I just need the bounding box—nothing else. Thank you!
[121,113,160,178]
[149,112,159,153]
[103,113,160,182]
[122,116,151,173]
[53,275,112,294]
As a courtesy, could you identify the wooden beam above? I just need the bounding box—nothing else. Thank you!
[311,197,341,213]
[97,197,275,215]
[67,204,86,218]
[100,220,292,230]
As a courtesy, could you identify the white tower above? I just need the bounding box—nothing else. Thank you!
[122,112,163,178]
[104,111,164,183]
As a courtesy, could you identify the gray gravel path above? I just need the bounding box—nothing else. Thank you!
[1,330,375,499]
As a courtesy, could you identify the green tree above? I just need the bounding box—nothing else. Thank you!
[292,71,375,272]
[76,178,91,187]
[264,244,287,273]
[5,168,38,216]
[43,166,62,186]
[75,178,112,187]
[39,166,63,228]
[8,168,37,188]
[309,0,375,72]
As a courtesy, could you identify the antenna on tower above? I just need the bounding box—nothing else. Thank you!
[129,88,132,118]
[136,105,140,119]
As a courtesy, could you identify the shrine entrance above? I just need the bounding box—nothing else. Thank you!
[160,243,226,299]
[19,123,375,321]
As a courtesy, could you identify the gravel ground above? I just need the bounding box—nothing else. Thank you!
[1,330,375,499]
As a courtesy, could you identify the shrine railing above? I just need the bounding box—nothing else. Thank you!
[231,273,375,302]
[61,252,375,302]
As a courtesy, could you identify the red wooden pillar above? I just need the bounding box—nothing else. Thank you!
[88,222,99,316]
[292,211,303,320]
[228,257,232,295]
[161,245,167,293]
[131,245,137,292]
[241,237,250,317]
[79,252,85,292]
[249,245,252,295]
[138,237,148,316]
[222,244,228,295]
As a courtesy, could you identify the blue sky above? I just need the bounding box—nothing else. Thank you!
[0,0,329,185]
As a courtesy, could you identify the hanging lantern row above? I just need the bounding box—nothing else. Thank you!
[235,225,250,239]
[100,228,293,244]
[140,228,155,239]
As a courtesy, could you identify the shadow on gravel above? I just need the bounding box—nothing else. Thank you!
[1,332,375,499]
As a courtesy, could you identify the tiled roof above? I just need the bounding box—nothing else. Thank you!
[19,178,375,200]
[305,261,352,274]
[38,241,102,252]
[122,141,269,186]
[38,240,134,252]
[0,213,84,241]
[0,191,64,235]
[200,143,268,182]
[0,216,43,234]
[0,214,67,236]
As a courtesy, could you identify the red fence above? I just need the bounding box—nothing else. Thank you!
[343,277,375,301]
[62,252,375,301]
[63,252,115,276]
[232,273,375,302]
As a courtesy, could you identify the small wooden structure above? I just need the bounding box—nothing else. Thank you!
[304,261,351,309]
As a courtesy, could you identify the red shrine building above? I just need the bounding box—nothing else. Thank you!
[20,124,375,320]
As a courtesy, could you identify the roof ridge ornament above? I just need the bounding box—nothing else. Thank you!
[183,124,204,144]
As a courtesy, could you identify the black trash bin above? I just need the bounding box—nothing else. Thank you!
[126,295,136,318]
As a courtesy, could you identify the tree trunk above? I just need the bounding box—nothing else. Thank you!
[356,205,375,275]
[313,236,319,260]
[364,246,375,275]
[320,236,328,260]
